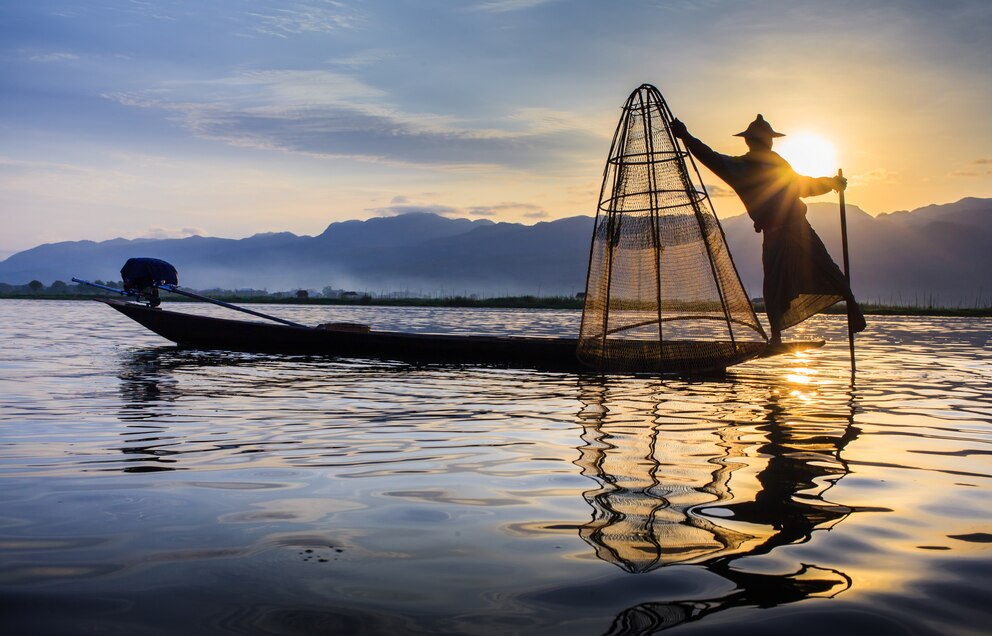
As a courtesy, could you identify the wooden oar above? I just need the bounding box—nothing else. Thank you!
[156,284,308,329]
[837,168,856,379]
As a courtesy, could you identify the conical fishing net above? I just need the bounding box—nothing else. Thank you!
[578,84,767,373]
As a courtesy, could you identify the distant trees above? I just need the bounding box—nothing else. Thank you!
[0,279,123,296]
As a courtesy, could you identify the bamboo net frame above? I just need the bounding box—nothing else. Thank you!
[577,84,766,373]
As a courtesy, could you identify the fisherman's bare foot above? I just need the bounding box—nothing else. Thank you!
[769,333,782,345]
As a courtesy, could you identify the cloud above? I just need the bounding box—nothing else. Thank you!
[704,184,736,198]
[0,156,92,175]
[367,204,461,217]
[953,158,992,177]
[326,49,392,68]
[106,70,600,170]
[29,52,79,62]
[246,2,363,37]
[134,227,207,240]
[472,0,558,13]
[467,202,545,217]
[466,208,498,217]
[508,107,604,136]
[851,168,898,186]
[367,200,549,220]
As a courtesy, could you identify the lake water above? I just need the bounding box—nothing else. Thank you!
[1,299,990,635]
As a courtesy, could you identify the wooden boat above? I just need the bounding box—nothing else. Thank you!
[101,299,823,373]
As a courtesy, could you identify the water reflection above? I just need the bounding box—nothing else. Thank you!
[112,347,882,633]
[117,347,420,415]
[117,348,184,415]
[5,303,991,635]
[576,377,859,633]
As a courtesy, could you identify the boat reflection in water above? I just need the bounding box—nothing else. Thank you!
[575,375,859,633]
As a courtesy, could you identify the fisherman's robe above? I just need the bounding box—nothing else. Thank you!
[679,134,865,333]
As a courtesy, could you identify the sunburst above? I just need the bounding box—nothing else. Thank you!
[776,132,838,177]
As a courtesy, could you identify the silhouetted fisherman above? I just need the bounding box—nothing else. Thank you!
[671,115,866,343]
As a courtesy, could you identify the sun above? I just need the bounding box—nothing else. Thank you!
[775,132,838,177]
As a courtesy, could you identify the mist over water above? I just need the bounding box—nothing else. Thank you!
[1,300,990,634]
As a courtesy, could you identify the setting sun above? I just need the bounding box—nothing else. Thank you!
[776,132,838,178]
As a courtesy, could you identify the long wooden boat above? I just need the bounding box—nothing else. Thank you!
[101,299,823,373]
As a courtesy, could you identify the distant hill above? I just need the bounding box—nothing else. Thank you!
[1,198,989,305]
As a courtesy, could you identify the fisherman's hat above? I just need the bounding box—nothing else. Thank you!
[734,114,785,139]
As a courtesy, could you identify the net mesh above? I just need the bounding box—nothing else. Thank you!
[578,85,766,373]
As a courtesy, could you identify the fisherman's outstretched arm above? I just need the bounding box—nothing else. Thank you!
[797,175,846,197]
[670,119,735,181]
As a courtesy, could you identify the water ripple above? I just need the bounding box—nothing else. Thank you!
[0,300,989,634]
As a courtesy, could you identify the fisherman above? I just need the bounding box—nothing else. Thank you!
[670,115,866,344]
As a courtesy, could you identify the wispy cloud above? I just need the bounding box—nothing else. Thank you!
[29,52,79,62]
[472,0,558,13]
[367,200,551,220]
[0,155,139,200]
[133,226,207,240]
[953,157,992,177]
[246,2,363,37]
[106,70,599,169]
[851,168,899,186]
[368,204,461,217]
[0,156,92,174]
[508,107,606,136]
[705,183,736,198]
[467,202,545,217]
[326,49,392,68]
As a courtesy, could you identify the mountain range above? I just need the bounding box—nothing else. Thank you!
[2,197,989,306]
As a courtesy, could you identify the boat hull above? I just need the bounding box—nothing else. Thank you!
[100,299,822,373]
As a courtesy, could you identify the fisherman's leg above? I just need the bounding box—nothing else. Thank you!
[761,267,783,344]
[764,289,783,343]
[768,313,782,344]
[760,235,786,344]
[846,294,866,333]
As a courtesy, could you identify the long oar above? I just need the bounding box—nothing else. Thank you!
[72,277,139,298]
[837,168,856,378]
[73,277,308,329]
[155,284,307,328]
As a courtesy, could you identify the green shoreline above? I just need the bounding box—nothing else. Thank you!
[3,293,990,317]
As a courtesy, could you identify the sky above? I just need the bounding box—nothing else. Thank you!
[2,0,990,258]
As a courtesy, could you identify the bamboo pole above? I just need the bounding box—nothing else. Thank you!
[837,168,856,378]
[156,284,307,328]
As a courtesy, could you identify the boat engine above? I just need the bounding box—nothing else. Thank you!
[121,257,178,307]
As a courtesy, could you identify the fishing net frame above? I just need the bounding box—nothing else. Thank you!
[577,84,767,373]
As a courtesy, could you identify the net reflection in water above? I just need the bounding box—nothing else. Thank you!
[574,376,857,631]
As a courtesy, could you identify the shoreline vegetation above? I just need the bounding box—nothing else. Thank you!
[1,282,989,317]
